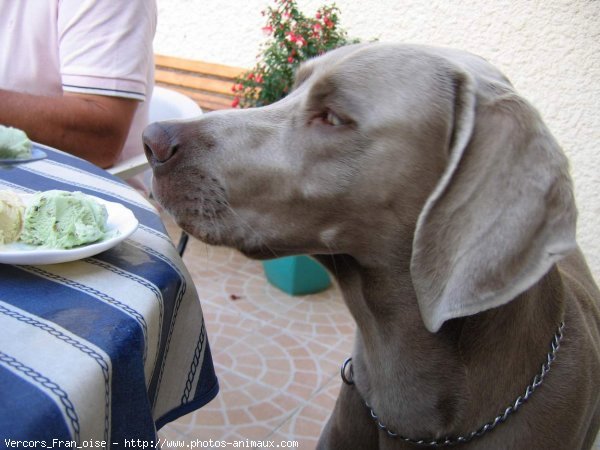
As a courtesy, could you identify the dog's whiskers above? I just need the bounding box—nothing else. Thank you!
[201,241,211,266]
[322,242,341,279]
[223,203,280,259]
[206,201,222,244]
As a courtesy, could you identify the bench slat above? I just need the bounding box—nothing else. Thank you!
[158,86,235,111]
[155,54,246,80]
[154,54,247,111]
[155,69,236,96]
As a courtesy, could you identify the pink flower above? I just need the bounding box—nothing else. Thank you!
[255,74,264,83]
[313,23,322,32]
[315,12,322,19]
[285,32,306,47]
[247,73,255,80]
[262,25,273,35]
[287,55,294,63]
[231,96,240,108]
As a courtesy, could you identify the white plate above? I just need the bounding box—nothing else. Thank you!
[0,196,138,265]
[0,146,47,165]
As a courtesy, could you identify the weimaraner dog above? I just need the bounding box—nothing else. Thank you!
[143,43,600,449]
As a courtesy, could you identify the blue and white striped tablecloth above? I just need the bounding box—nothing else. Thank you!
[0,146,218,447]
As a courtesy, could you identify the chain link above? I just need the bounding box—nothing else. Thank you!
[341,321,565,447]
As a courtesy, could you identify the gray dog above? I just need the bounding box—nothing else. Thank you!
[143,43,600,449]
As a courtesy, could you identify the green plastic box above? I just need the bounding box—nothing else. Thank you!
[262,255,331,296]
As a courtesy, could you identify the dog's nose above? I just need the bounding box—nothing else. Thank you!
[142,122,180,165]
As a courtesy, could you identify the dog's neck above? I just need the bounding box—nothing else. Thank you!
[316,254,564,440]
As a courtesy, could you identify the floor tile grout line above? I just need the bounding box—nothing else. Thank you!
[264,370,340,441]
[212,362,332,406]
[203,305,354,353]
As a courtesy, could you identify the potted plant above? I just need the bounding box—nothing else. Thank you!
[232,0,357,295]
[232,0,357,108]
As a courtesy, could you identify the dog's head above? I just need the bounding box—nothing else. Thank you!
[144,43,576,332]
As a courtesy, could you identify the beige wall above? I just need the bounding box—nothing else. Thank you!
[155,0,600,280]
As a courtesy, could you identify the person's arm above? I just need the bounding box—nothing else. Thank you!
[0,89,137,168]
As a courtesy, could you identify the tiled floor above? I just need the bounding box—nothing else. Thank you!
[158,216,600,450]
[158,216,355,449]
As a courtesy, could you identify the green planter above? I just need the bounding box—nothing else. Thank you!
[262,255,331,296]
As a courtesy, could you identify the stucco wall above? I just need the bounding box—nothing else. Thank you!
[155,0,600,280]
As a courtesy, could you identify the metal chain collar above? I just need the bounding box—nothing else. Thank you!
[341,321,565,447]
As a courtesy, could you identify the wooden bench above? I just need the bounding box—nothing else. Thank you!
[154,54,247,112]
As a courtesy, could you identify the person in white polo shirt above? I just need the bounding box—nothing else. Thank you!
[0,0,156,173]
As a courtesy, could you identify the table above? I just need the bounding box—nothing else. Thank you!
[0,146,218,446]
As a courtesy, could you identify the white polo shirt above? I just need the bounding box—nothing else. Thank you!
[0,0,157,164]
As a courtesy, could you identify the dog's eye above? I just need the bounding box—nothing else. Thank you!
[309,109,351,128]
[324,110,344,126]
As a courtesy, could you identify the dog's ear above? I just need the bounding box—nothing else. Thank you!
[411,69,577,333]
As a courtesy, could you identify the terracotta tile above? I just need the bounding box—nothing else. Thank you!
[159,419,192,438]
[192,409,227,426]
[269,317,294,330]
[286,383,316,400]
[266,357,292,372]
[245,382,278,402]
[338,324,356,335]
[209,335,237,352]
[236,347,266,365]
[293,417,324,438]
[293,371,319,388]
[183,426,227,441]
[158,422,187,444]
[300,403,331,423]
[274,333,300,348]
[260,370,291,390]
[233,424,273,440]
[239,363,266,379]
[249,401,286,421]
[318,359,341,376]
[305,340,332,356]
[294,357,318,372]
[226,407,252,425]
[315,324,339,336]
[259,324,280,337]
[288,345,310,358]
[254,310,277,322]
[260,343,288,358]
[221,388,255,407]
[213,352,234,368]
[310,313,333,325]
[170,411,195,426]
[289,322,315,335]
[271,392,302,412]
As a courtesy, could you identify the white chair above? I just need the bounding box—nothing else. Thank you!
[108,86,202,254]
[148,85,202,122]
